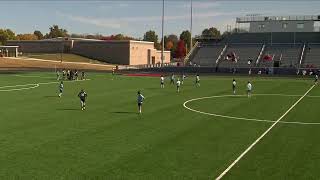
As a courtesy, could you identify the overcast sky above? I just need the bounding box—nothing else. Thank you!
[1,0,319,38]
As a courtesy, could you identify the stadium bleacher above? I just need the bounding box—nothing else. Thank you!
[191,44,224,66]
[303,44,320,68]
[259,44,302,68]
[218,44,262,68]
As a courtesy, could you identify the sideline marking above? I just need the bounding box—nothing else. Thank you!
[0,79,90,92]
[183,94,320,125]
[0,83,39,92]
[215,85,315,180]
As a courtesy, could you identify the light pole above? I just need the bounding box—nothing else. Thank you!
[190,0,193,52]
[161,0,165,66]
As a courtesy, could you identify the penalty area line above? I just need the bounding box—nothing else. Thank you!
[215,85,316,180]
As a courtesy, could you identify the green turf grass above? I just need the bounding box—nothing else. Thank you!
[0,72,319,179]
[22,53,108,64]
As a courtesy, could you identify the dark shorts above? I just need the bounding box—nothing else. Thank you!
[60,89,63,93]
[161,82,164,85]
[138,102,142,106]
[80,99,86,103]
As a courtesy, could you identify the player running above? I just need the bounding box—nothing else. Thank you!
[112,68,115,80]
[232,79,237,95]
[170,73,175,85]
[315,74,318,84]
[58,81,63,97]
[78,89,88,110]
[247,81,253,98]
[81,71,85,80]
[56,70,60,80]
[195,74,200,87]
[181,73,186,85]
[160,75,165,88]
[137,91,145,114]
[176,78,181,92]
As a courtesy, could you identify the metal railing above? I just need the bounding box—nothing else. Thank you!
[256,44,265,65]
[216,44,228,64]
[184,41,199,64]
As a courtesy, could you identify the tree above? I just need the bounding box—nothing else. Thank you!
[180,30,191,50]
[143,30,160,49]
[167,34,179,44]
[0,29,16,45]
[16,34,38,40]
[44,25,69,39]
[166,41,174,50]
[101,34,135,41]
[175,39,186,59]
[201,27,221,39]
[33,30,43,40]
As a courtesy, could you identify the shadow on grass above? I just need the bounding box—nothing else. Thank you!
[111,111,138,114]
[44,95,59,98]
[57,108,80,111]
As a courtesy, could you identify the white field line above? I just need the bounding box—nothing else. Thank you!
[6,57,113,67]
[215,85,316,180]
[14,75,54,79]
[0,79,90,92]
[0,84,39,92]
[183,94,320,125]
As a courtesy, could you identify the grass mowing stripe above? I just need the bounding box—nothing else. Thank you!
[215,84,316,180]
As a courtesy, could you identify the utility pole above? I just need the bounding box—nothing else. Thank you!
[161,0,165,66]
[190,0,193,52]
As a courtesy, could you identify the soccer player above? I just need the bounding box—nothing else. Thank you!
[181,73,186,85]
[58,81,63,97]
[232,79,237,95]
[78,89,88,110]
[74,70,79,80]
[160,75,165,88]
[137,91,145,114]
[56,70,60,81]
[62,70,66,80]
[81,71,85,80]
[247,81,253,98]
[315,74,318,84]
[176,78,181,92]
[112,68,115,80]
[170,73,175,85]
[195,74,200,87]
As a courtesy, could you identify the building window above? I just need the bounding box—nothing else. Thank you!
[297,23,304,29]
[258,24,265,29]
[282,23,288,29]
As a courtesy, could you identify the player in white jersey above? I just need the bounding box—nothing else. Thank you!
[176,79,181,92]
[78,89,88,110]
[160,75,165,88]
[137,91,145,114]
[58,81,64,97]
[315,74,318,84]
[170,73,175,85]
[56,70,60,80]
[195,74,200,87]
[232,79,237,95]
[247,81,252,97]
[181,73,186,85]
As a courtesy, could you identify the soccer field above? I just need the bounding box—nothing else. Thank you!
[0,72,319,179]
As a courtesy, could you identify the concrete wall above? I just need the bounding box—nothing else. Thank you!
[71,41,130,65]
[129,41,170,65]
[7,39,171,65]
[250,21,314,33]
[6,40,66,53]
[223,32,320,44]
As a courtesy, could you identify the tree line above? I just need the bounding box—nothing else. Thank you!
[0,25,226,59]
